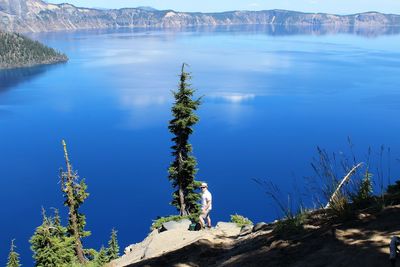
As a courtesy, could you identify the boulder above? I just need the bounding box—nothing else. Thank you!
[215,222,241,237]
[253,222,270,232]
[124,244,134,255]
[161,219,192,231]
[239,225,253,236]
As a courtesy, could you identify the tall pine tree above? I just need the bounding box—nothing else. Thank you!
[60,140,90,263]
[107,228,120,261]
[30,209,76,266]
[168,64,202,216]
[6,239,21,267]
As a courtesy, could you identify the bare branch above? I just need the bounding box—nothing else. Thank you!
[325,162,363,209]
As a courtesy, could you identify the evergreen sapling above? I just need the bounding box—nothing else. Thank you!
[30,209,75,266]
[95,246,109,266]
[107,228,120,261]
[6,239,21,267]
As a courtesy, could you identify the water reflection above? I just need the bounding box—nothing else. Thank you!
[170,24,400,38]
[210,93,256,103]
[247,24,400,38]
[27,24,400,43]
[0,64,63,93]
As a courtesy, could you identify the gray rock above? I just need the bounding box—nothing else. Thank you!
[215,222,241,237]
[239,225,253,236]
[124,244,133,255]
[253,222,270,232]
[161,219,191,231]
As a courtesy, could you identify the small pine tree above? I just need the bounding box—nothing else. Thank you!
[7,239,21,267]
[53,208,62,229]
[95,246,109,266]
[107,228,120,261]
[168,63,202,216]
[30,209,76,266]
[357,171,373,201]
[351,170,373,208]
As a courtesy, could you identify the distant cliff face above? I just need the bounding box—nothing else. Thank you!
[1,0,400,33]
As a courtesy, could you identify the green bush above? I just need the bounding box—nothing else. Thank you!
[387,180,400,195]
[327,194,354,221]
[230,214,253,227]
[384,179,400,206]
[69,261,102,267]
[273,212,307,236]
[351,172,373,206]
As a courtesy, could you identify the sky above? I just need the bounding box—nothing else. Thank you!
[47,0,400,14]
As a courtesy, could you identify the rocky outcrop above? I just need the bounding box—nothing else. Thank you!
[0,0,400,33]
[110,222,243,267]
[111,206,400,267]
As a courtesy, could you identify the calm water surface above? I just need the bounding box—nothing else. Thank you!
[1,26,400,265]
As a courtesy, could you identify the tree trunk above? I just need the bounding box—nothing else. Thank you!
[62,140,86,264]
[325,162,363,209]
[179,187,187,216]
[178,152,187,216]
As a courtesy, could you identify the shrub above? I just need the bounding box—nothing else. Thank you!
[273,212,308,236]
[385,180,400,205]
[230,214,253,227]
[351,171,373,207]
[327,193,353,221]
[387,180,400,196]
[69,261,101,267]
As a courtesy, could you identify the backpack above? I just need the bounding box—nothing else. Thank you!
[188,222,201,231]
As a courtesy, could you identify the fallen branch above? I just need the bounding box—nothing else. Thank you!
[325,162,363,209]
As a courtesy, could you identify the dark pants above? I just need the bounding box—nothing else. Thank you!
[391,258,396,267]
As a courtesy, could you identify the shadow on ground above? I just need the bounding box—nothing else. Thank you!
[127,206,400,267]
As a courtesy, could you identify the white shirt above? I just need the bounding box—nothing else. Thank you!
[201,190,212,210]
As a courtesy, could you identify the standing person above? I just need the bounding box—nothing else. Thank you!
[199,182,212,229]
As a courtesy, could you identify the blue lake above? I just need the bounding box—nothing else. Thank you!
[1,26,400,265]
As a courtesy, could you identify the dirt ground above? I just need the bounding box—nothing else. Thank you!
[113,205,400,267]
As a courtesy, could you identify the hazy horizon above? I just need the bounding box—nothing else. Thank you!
[47,0,400,15]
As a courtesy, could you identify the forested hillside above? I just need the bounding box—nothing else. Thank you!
[0,31,67,69]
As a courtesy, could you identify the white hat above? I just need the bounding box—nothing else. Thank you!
[201,182,208,188]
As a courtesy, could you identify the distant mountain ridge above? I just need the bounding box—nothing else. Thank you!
[1,0,400,33]
[136,6,158,12]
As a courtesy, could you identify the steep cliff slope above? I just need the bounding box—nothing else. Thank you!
[1,0,400,33]
[112,206,400,267]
